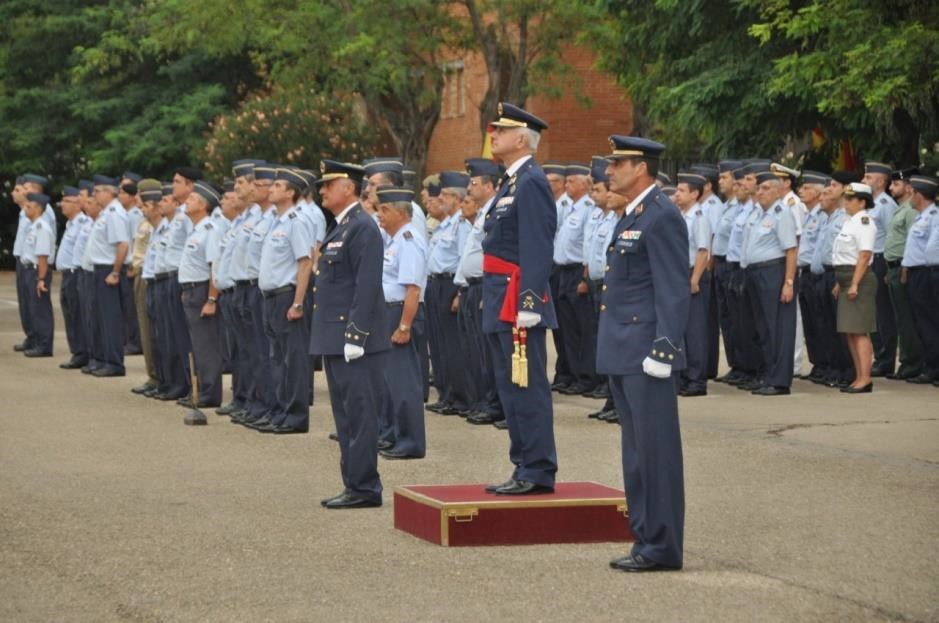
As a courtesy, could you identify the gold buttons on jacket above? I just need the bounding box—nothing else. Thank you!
[600,304,607,311]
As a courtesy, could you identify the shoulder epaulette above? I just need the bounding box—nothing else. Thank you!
[289,212,297,219]
[403,230,413,240]
[204,222,213,230]
[787,196,795,206]
[695,209,703,217]
[774,205,782,213]
[861,216,870,225]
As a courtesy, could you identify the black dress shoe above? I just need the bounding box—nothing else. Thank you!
[425,401,446,413]
[328,432,339,441]
[559,383,591,395]
[24,349,53,358]
[495,480,554,495]
[587,409,607,419]
[906,374,934,384]
[323,493,382,509]
[679,388,707,397]
[493,419,509,430]
[380,449,424,460]
[600,411,620,423]
[245,416,273,430]
[131,383,156,395]
[320,491,348,507]
[216,402,240,415]
[467,413,503,425]
[377,439,394,451]
[124,346,143,356]
[609,553,680,573]
[892,366,922,380]
[59,359,86,370]
[91,367,125,377]
[143,388,161,398]
[485,478,516,493]
[751,386,790,396]
[841,383,873,394]
[269,425,308,435]
[550,380,571,392]
[13,342,29,352]
[870,366,892,378]
[176,396,193,407]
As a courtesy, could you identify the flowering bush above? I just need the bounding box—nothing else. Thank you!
[201,85,378,179]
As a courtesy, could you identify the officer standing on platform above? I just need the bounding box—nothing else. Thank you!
[375,185,428,458]
[553,163,596,396]
[456,158,505,427]
[312,160,388,509]
[902,175,939,385]
[86,175,131,377]
[597,135,689,572]
[740,170,799,395]
[57,186,91,369]
[248,167,315,434]
[177,180,224,416]
[884,167,924,380]
[20,192,56,357]
[481,102,558,496]
[862,161,899,376]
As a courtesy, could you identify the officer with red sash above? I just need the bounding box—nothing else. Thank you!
[481,103,559,495]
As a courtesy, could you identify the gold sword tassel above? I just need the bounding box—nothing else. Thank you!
[518,327,528,388]
[511,326,521,385]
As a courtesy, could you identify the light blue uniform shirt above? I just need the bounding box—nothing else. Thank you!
[427,211,469,274]
[553,194,592,264]
[21,218,55,265]
[741,201,798,267]
[383,222,429,302]
[246,206,277,279]
[554,193,571,234]
[75,216,95,271]
[86,202,130,266]
[869,192,897,253]
[581,205,606,263]
[455,197,493,286]
[213,211,245,290]
[259,206,313,291]
[142,219,165,280]
[586,210,618,280]
[711,198,738,257]
[683,203,712,268]
[298,199,327,247]
[726,199,756,263]
[56,214,89,270]
[797,205,826,267]
[903,204,939,267]
[13,204,57,258]
[811,208,847,274]
[160,206,193,271]
[178,217,220,284]
[228,204,261,282]
[702,194,723,236]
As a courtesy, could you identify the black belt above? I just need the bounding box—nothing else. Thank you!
[874,253,884,258]
[906,266,927,272]
[262,285,294,298]
[235,278,258,286]
[180,280,208,290]
[465,277,482,285]
[219,287,234,294]
[429,272,455,279]
[727,261,740,269]
[155,270,178,281]
[590,279,604,288]
[93,264,115,270]
[823,264,834,271]
[746,258,785,269]
[833,264,856,269]
[559,263,582,271]
[885,259,902,269]
[20,261,35,269]
[386,301,404,307]
[145,278,155,284]
[712,255,727,262]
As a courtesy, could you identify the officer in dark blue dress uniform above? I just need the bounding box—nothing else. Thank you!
[311,160,389,509]
[597,136,690,572]
[480,103,559,496]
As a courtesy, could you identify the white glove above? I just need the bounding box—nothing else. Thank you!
[642,356,672,379]
[516,311,541,328]
[344,344,365,362]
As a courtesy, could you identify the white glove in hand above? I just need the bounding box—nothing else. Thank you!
[344,343,365,362]
[642,356,672,379]
[516,311,541,329]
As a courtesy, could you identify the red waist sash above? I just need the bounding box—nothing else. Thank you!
[483,254,520,324]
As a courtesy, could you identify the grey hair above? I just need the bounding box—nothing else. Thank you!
[388,200,413,217]
[444,187,468,200]
[523,128,541,152]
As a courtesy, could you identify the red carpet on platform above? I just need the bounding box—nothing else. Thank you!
[394,482,634,547]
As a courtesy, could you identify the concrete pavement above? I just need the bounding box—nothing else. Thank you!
[0,271,936,622]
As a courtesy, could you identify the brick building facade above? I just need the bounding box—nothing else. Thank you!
[425,45,633,173]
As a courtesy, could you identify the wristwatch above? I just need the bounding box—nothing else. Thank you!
[207,296,218,303]
[398,324,411,332]
[784,279,794,286]
[291,303,303,311]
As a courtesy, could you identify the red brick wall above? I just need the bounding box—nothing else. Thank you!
[425,46,633,173]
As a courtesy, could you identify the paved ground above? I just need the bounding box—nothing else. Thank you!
[0,271,936,622]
